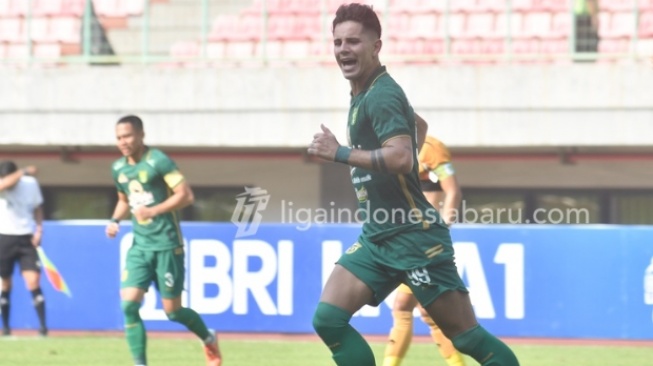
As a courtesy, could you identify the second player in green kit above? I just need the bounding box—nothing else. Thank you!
[106,115,223,366]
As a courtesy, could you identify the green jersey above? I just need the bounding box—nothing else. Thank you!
[347,66,440,242]
[112,147,185,250]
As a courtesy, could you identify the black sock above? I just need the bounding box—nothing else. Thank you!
[0,291,9,330]
[30,288,46,330]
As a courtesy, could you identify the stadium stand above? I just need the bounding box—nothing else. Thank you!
[0,0,155,61]
[0,0,652,63]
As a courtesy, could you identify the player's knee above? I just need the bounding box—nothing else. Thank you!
[121,301,141,321]
[30,288,44,305]
[165,310,180,322]
[451,325,484,355]
[312,302,351,336]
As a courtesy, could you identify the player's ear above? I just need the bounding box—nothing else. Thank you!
[374,39,382,56]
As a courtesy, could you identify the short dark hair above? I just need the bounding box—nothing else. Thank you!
[117,115,144,132]
[332,3,382,39]
[0,161,17,178]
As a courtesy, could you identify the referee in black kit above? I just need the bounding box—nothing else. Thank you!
[0,161,47,336]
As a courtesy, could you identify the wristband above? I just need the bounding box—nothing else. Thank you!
[110,218,120,224]
[334,146,352,164]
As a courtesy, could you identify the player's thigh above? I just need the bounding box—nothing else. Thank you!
[0,235,19,279]
[332,241,401,311]
[154,246,185,300]
[407,258,475,338]
[122,246,156,292]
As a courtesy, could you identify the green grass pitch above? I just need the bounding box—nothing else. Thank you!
[0,334,649,365]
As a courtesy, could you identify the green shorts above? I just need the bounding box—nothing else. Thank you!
[121,245,186,299]
[337,226,467,307]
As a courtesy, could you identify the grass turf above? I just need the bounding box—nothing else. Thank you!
[0,334,649,365]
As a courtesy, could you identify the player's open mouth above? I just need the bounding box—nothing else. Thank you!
[340,59,357,70]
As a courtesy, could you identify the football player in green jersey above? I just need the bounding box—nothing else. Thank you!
[106,115,222,366]
[307,4,519,366]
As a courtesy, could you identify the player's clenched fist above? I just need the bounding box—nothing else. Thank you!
[105,222,119,238]
[307,124,340,161]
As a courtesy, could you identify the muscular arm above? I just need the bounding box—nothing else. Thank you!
[439,175,463,225]
[346,135,415,174]
[150,180,194,216]
[0,167,33,191]
[111,192,131,220]
[415,113,428,151]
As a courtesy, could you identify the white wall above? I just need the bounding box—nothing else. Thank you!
[2,63,652,148]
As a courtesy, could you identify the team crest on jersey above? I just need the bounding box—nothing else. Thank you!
[350,106,359,126]
[117,173,128,184]
[138,170,148,183]
[355,185,368,203]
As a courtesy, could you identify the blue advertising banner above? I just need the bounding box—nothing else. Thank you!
[5,222,653,340]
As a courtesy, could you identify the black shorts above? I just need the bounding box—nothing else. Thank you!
[420,179,443,192]
[0,234,40,278]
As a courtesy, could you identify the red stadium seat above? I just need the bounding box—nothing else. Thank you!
[513,38,542,56]
[7,0,27,16]
[34,43,62,59]
[5,43,29,59]
[61,0,85,16]
[476,0,507,13]
[450,0,478,13]
[451,39,481,54]
[512,0,535,12]
[208,15,239,42]
[50,17,81,43]
[642,0,653,10]
[124,0,144,16]
[639,11,653,37]
[522,12,552,38]
[539,38,568,54]
[33,0,63,16]
[170,41,199,58]
[550,12,572,38]
[406,13,439,40]
[634,39,653,55]
[93,0,125,18]
[495,13,525,39]
[599,38,630,54]
[206,42,226,59]
[0,18,23,43]
[28,17,52,43]
[440,13,467,39]
[540,0,568,12]
[600,11,636,39]
[0,0,9,17]
[601,0,635,11]
[466,13,496,38]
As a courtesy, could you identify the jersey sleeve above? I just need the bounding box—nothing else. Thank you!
[366,88,412,145]
[33,180,43,207]
[153,150,185,189]
[111,163,126,194]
